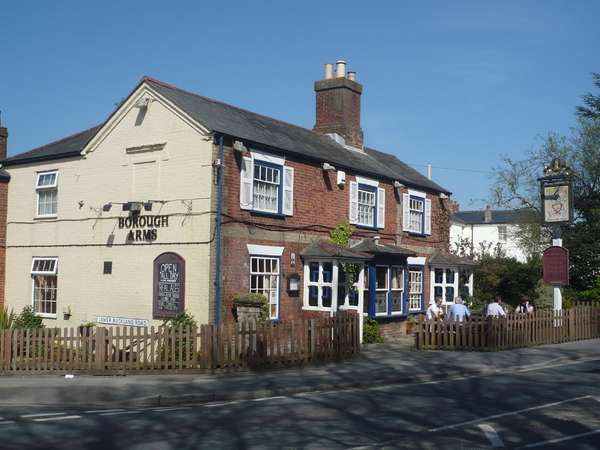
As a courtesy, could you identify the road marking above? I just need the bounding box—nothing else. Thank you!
[98,411,141,416]
[84,409,126,414]
[0,421,16,425]
[429,395,592,432]
[21,412,67,419]
[479,423,505,447]
[151,406,192,412]
[251,396,285,402]
[33,415,81,422]
[518,428,600,448]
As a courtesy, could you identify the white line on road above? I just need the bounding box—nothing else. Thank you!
[479,423,505,447]
[0,421,16,425]
[21,412,67,419]
[251,396,285,402]
[84,409,126,414]
[33,415,82,422]
[517,428,600,448]
[429,395,592,432]
[98,411,141,416]
[151,407,192,412]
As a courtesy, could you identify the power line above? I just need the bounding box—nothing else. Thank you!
[408,163,494,175]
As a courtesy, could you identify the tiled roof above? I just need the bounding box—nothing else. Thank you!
[300,240,372,260]
[451,210,526,225]
[1,77,449,194]
[429,251,478,266]
[351,237,416,257]
[1,126,101,166]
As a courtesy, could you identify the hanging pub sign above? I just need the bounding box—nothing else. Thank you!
[153,252,186,317]
[539,159,573,226]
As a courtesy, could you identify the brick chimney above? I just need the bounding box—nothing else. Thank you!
[314,61,364,149]
[484,205,492,222]
[0,113,7,160]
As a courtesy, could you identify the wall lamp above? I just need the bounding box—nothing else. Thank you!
[322,163,336,171]
[102,203,113,212]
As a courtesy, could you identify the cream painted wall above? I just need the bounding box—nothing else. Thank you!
[5,84,216,328]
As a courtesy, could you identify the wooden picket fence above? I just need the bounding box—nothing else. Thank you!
[414,304,600,351]
[0,312,360,374]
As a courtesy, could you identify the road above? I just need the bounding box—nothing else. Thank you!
[1,357,599,449]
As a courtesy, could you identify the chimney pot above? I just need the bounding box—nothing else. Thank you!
[348,71,356,81]
[335,60,346,78]
[324,63,333,79]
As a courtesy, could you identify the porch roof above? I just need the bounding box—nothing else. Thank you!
[429,251,478,266]
[350,237,417,257]
[300,240,372,260]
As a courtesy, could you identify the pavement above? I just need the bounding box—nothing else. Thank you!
[1,337,599,408]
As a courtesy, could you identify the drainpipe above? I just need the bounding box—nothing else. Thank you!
[214,134,224,326]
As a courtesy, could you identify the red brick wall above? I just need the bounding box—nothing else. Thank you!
[218,140,450,325]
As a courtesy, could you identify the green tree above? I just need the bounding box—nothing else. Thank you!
[576,72,600,119]
[491,74,600,291]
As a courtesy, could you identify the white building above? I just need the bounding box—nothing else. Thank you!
[450,207,528,262]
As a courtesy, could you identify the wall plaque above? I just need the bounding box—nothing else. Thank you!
[153,252,186,317]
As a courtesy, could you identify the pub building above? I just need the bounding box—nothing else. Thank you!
[0,62,474,339]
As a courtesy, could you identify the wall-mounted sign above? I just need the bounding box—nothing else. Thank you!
[97,316,149,327]
[119,215,169,242]
[543,246,569,285]
[153,252,186,317]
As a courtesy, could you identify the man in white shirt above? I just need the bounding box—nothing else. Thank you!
[486,295,507,317]
[427,296,443,320]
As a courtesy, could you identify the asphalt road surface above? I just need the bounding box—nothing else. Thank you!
[1,357,599,449]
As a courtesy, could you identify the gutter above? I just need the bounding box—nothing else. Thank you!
[214,134,224,326]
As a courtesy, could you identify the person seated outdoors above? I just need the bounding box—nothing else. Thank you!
[426,296,443,321]
[447,296,470,325]
[486,295,507,318]
[514,296,534,314]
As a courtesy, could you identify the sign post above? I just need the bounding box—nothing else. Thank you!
[539,158,572,312]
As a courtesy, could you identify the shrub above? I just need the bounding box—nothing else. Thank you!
[160,310,198,363]
[362,317,385,344]
[12,306,45,330]
[0,306,14,330]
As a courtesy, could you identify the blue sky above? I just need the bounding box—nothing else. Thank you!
[1,1,598,209]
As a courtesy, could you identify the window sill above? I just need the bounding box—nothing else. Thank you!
[251,210,287,219]
[34,215,58,220]
[302,305,335,312]
[35,313,57,319]
[355,224,379,230]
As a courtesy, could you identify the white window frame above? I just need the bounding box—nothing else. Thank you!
[337,261,364,312]
[247,245,284,320]
[430,266,474,307]
[431,267,456,306]
[349,176,385,229]
[305,260,336,311]
[372,265,405,316]
[240,151,293,216]
[31,257,58,317]
[497,225,508,242]
[36,171,58,218]
[402,189,431,235]
[407,267,424,312]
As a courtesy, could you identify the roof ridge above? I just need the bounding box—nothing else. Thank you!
[142,76,338,142]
